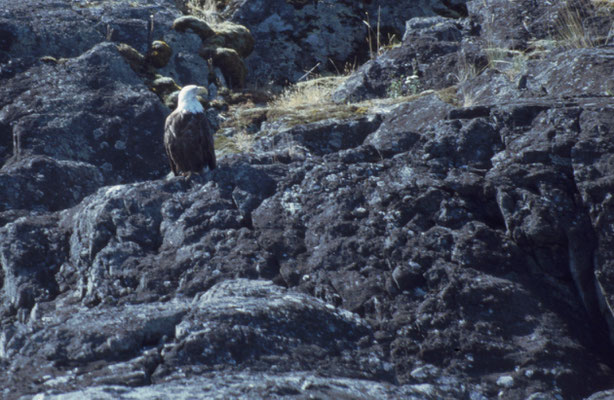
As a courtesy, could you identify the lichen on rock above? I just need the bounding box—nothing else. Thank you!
[172,15,216,41]
[2,0,614,399]
[205,21,255,58]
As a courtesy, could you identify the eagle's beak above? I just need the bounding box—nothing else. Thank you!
[196,86,208,99]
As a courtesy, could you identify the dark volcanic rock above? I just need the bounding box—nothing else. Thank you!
[59,159,280,305]
[249,101,614,398]
[2,0,614,399]
[0,0,218,216]
[1,298,188,395]
[223,0,469,85]
[2,280,410,399]
[157,279,384,380]
[530,48,614,98]
[333,16,474,103]
[0,214,66,310]
[0,155,104,215]
[0,39,171,228]
[365,94,454,157]
[0,0,179,79]
[466,0,563,50]
[573,104,614,347]
[466,0,613,52]
[0,43,168,185]
[36,372,464,399]
[255,114,383,157]
[458,48,614,107]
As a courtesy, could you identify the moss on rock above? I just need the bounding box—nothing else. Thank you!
[201,46,246,89]
[172,16,215,41]
[116,43,149,75]
[147,40,172,68]
[205,21,255,58]
[151,76,181,106]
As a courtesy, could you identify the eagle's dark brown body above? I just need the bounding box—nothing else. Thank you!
[164,108,216,176]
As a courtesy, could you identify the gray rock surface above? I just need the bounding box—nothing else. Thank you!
[1,0,614,399]
[333,15,474,103]
[35,372,465,400]
[0,0,179,78]
[222,0,469,85]
[0,156,104,214]
[0,42,169,185]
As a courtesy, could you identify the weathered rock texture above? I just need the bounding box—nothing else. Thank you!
[221,0,468,85]
[2,0,614,399]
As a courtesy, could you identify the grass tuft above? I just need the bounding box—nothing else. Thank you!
[186,0,220,23]
[269,76,344,112]
[555,1,595,48]
[215,130,255,155]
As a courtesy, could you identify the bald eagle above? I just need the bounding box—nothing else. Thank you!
[164,85,216,176]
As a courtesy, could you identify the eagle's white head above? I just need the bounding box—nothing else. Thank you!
[177,85,205,113]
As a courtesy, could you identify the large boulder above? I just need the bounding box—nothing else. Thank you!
[573,105,614,345]
[59,158,279,305]
[0,156,104,215]
[222,0,469,85]
[0,214,66,310]
[1,280,420,398]
[0,0,179,78]
[0,42,169,186]
[333,16,475,103]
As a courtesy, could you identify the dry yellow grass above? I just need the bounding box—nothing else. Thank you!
[555,1,595,48]
[217,75,445,155]
[452,57,483,86]
[267,75,377,125]
[552,0,614,47]
[215,104,268,155]
[591,0,614,10]
[267,75,433,127]
[269,76,345,110]
[215,130,255,155]
[186,0,219,23]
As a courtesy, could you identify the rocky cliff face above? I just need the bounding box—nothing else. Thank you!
[1,0,614,399]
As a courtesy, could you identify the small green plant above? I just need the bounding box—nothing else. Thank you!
[387,74,422,98]
[386,59,422,98]
[386,78,403,98]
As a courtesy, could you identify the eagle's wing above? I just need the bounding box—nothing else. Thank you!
[199,113,216,171]
[164,110,216,175]
[164,110,181,175]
